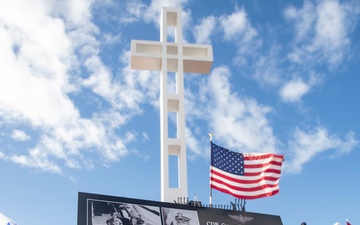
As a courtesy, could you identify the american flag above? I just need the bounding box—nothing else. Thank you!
[210,142,284,200]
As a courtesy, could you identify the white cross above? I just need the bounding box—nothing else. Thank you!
[131,7,213,202]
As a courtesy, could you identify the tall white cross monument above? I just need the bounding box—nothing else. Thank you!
[131,7,213,203]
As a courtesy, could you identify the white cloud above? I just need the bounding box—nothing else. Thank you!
[0,0,357,179]
[0,0,147,174]
[182,66,358,177]
[119,50,161,107]
[219,8,260,67]
[220,8,257,43]
[279,79,310,103]
[0,0,77,128]
[284,1,316,42]
[54,0,94,26]
[316,1,348,48]
[193,16,217,44]
[284,127,358,173]
[187,66,279,154]
[102,33,121,45]
[11,129,30,141]
[122,1,148,23]
[82,55,144,112]
[279,71,323,103]
[185,128,203,157]
[10,149,63,174]
[313,0,349,64]
[251,45,282,87]
[285,0,355,66]
[220,9,246,41]
[142,132,149,142]
[0,151,5,159]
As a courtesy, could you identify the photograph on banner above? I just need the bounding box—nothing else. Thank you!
[89,199,161,225]
[161,207,200,225]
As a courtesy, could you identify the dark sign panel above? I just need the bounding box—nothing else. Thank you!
[78,192,283,225]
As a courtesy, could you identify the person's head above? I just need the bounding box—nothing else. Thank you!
[301,222,307,225]
[111,212,118,218]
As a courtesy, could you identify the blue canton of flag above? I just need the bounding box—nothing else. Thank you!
[211,143,244,176]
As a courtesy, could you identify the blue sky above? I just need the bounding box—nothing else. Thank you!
[0,0,359,225]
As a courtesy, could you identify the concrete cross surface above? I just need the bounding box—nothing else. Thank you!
[131,7,213,202]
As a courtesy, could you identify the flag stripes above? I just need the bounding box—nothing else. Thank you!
[210,142,284,200]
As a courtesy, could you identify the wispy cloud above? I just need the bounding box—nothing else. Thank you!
[193,16,217,44]
[185,66,279,155]
[219,8,260,66]
[251,45,283,87]
[122,1,148,23]
[219,8,257,42]
[0,0,150,174]
[279,72,322,103]
[0,1,76,128]
[284,1,316,42]
[11,129,30,141]
[279,79,310,103]
[0,0,357,178]
[285,0,356,66]
[284,127,358,173]
[183,66,357,175]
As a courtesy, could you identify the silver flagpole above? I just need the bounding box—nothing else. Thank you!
[208,132,213,207]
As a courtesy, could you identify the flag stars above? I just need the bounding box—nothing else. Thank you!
[211,143,245,176]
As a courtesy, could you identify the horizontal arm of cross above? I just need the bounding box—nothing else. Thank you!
[131,40,213,74]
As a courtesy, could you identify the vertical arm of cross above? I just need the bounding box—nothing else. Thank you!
[131,7,213,203]
[160,8,187,203]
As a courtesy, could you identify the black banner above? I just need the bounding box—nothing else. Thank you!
[78,192,282,225]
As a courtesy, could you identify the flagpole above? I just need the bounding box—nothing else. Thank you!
[208,132,213,207]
